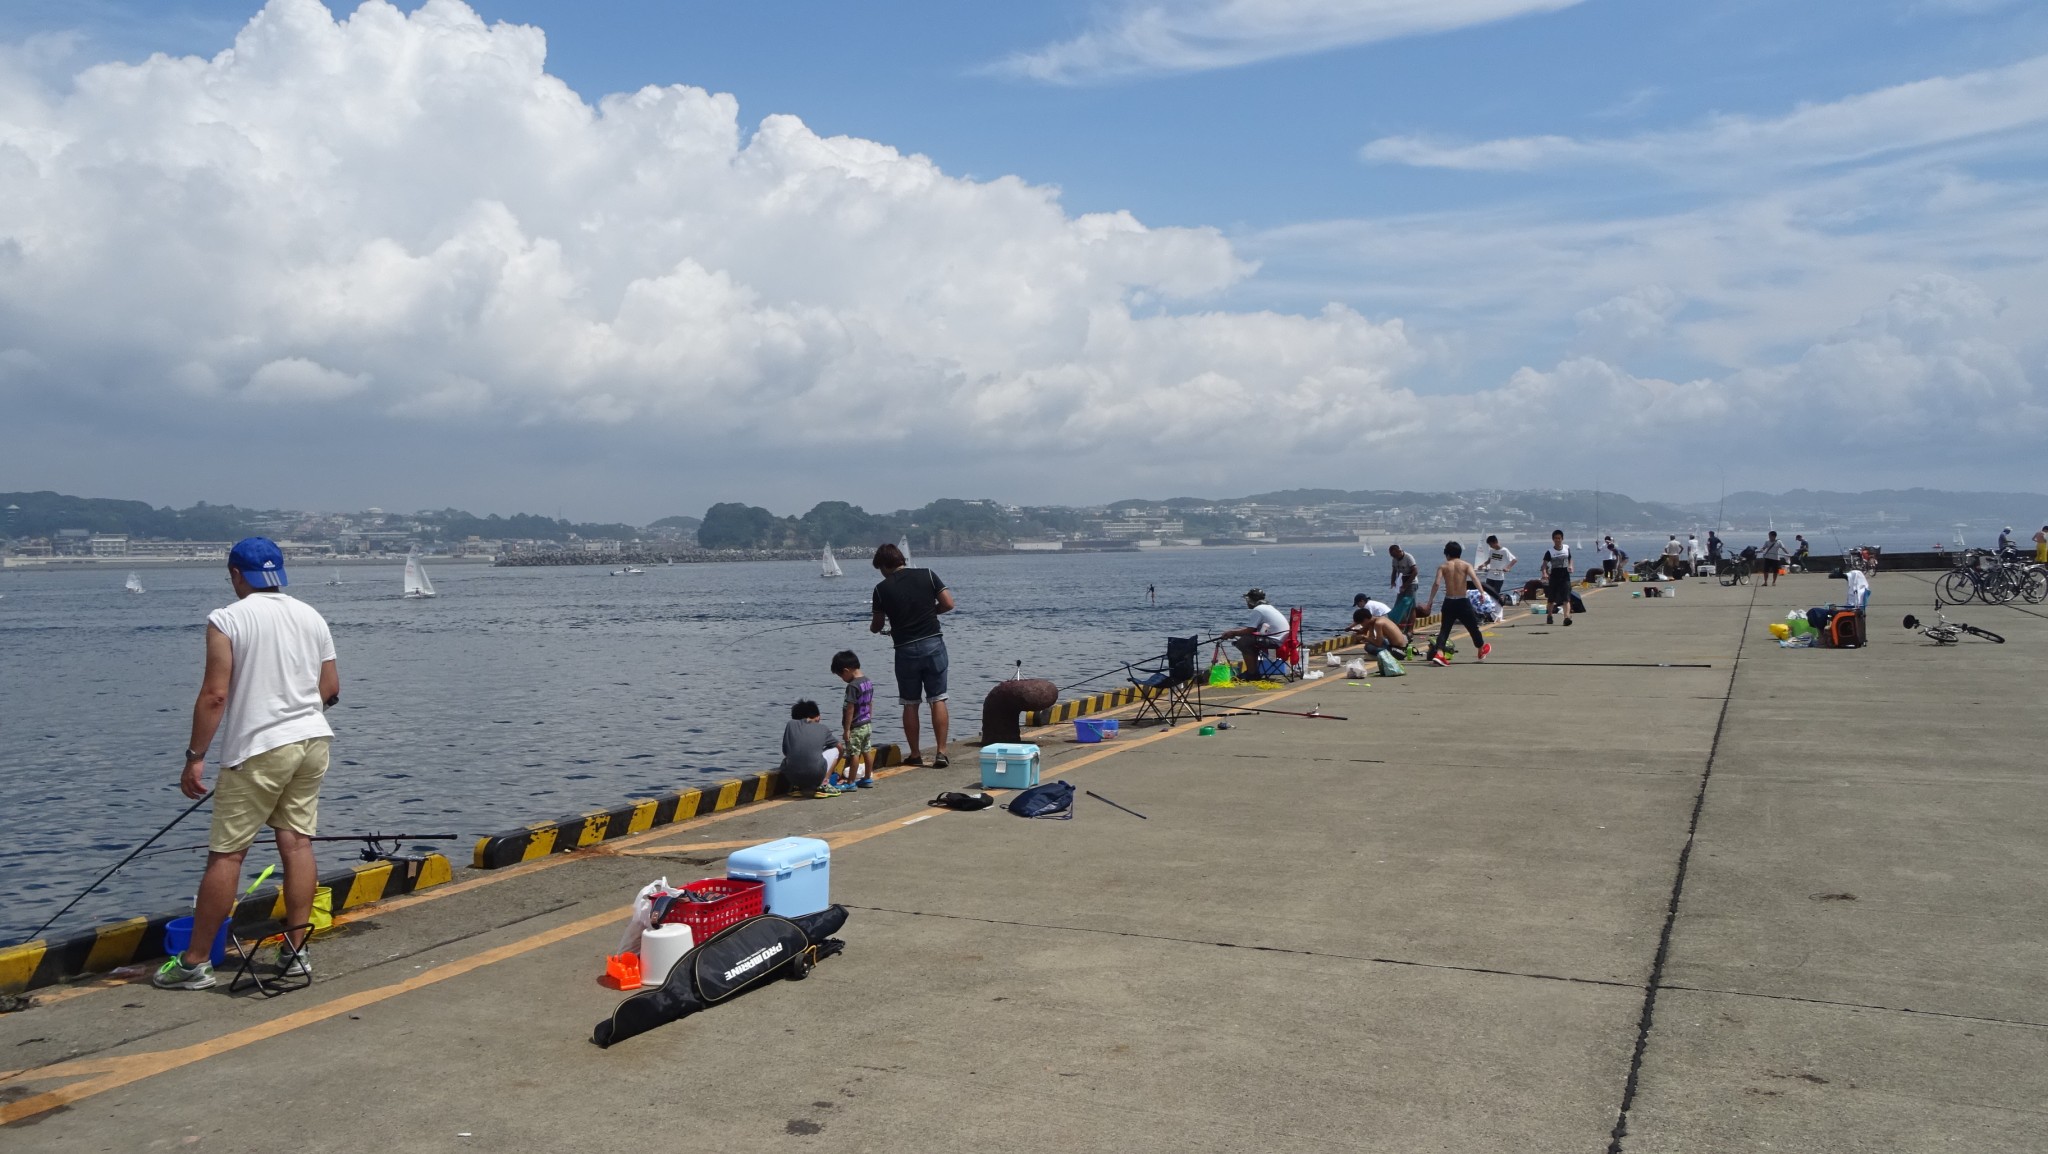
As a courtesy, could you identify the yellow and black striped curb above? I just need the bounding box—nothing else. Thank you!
[470,745,906,870]
[0,853,454,996]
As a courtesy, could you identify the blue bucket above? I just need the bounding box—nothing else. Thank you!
[163,916,231,967]
[1074,718,1112,743]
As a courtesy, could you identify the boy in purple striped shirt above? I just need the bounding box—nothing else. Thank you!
[831,650,876,789]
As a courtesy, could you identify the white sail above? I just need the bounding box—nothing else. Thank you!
[124,572,144,594]
[403,552,436,598]
[820,544,844,579]
[897,535,912,564]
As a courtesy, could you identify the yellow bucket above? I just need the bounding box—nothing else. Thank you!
[310,886,333,933]
[1768,623,1790,640]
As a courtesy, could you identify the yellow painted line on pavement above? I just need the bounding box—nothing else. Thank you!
[0,906,626,1125]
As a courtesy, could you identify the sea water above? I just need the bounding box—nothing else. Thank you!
[2,546,1395,941]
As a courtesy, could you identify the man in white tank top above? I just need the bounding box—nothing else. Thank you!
[155,537,340,990]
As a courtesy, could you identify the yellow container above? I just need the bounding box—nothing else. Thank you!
[310,886,333,933]
[1768,623,1791,640]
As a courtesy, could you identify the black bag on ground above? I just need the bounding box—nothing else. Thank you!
[1004,780,1075,819]
[1569,592,1587,613]
[593,905,849,1048]
[929,790,995,810]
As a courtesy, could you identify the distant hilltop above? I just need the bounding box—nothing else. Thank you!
[4,486,2040,559]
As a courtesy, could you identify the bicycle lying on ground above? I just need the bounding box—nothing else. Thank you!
[1902,609,2005,645]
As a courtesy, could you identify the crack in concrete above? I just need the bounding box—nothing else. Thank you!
[1654,983,2048,1031]
[1605,586,1758,1154]
[845,904,1638,991]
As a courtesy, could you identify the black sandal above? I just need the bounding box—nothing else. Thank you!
[900,753,926,767]
[933,753,951,770]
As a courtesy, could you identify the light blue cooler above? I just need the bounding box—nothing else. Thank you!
[980,743,1041,789]
[726,837,831,917]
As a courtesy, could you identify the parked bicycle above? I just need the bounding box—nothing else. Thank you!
[1902,610,2005,645]
[1841,544,1881,574]
[1718,552,1754,586]
[1935,548,2044,605]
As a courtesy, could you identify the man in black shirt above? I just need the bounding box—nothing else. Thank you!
[870,542,957,768]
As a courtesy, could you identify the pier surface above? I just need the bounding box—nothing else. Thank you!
[4,574,2043,1151]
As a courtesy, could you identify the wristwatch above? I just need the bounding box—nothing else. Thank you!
[184,748,207,761]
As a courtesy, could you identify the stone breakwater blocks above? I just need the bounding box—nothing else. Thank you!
[727,837,832,918]
[981,743,1041,790]
[0,853,454,996]
[470,748,902,870]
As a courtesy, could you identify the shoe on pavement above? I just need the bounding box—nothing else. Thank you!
[856,778,874,789]
[1477,643,1492,662]
[1428,652,1451,668]
[152,956,216,990]
[933,753,951,770]
[277,942,311,978]
[1563,616,1573,626]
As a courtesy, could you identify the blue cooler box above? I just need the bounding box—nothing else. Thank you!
[980,743,1041,789]
[727,837,831,917]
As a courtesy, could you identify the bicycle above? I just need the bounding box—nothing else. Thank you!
[1841,544,1880,574]
[1902,609,2005,645]
[1718,555,1753,586]
[1935,549,2022,605]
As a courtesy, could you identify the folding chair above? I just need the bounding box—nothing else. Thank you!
[229,922,314,998]
[1124,635,1203,727]
[1278,608,1304,679]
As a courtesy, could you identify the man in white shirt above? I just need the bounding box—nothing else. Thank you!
[1685,534,1703,576]
[1223,587,1290,676]
[1474,535,1517,603]
[1661,535,1685,579]
[156,538,339,991]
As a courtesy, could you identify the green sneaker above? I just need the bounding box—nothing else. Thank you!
[152,955,216,990]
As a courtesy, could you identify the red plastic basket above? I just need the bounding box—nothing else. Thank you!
[657,878,763,939]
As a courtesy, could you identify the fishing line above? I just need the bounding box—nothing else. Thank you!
[22,793,210,944]
[731,617,872,642]
[126,832,462,862]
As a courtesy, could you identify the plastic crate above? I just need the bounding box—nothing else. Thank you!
[657,878,764,939]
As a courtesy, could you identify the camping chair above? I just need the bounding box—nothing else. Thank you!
[1124,635,1203,727]
[1276,608,1304,679]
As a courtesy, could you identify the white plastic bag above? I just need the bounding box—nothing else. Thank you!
[1302,669,1325,680]
[616,876,683,955]
[1344,659,1371,679]
[1326,653,1343,667]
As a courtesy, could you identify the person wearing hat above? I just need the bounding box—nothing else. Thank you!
[1222,588,1290,677]
[1997,526,2015,553]
[155,538,340,990]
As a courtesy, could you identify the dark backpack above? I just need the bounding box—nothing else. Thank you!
[1005,779,1075,819]
[928,790,995,811]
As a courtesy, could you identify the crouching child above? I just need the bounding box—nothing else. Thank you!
[780,700,842,798]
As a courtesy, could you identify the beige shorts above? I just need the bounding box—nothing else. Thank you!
[208,737,330,853]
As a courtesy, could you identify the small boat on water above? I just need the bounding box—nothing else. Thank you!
[1360,544,1375,557]
[124,572,144,595]
[610,566,646,576]
[897,535,913,565]
[402,551,437,599]
[820,544,844,579]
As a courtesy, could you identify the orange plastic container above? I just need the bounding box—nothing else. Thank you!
[605,952,642,989]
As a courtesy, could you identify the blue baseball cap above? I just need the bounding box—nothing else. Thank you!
[228,537,287,588]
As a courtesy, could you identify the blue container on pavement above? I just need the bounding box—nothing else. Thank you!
[980,743,1042,789]
[727,837,832,917]
[163,916,231,967]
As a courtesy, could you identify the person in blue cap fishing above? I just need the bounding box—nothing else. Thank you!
[155,537,340,990]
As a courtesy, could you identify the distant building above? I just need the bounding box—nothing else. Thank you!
[89,533,129,556]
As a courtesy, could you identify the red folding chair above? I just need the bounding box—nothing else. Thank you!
[1277,608,1304,679]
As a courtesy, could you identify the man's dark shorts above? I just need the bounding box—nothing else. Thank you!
[894,635,949,704]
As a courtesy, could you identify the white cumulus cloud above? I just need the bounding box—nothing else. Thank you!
[0,0,1426,486]
[993,0,1583,84]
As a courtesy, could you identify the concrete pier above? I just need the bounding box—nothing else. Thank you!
[2,572,2042,1151]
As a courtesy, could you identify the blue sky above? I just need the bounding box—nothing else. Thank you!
[0,0,2043,519]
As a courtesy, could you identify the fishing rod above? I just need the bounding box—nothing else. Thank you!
[1085,790,1148,820]
[732,617,872,642]
[22,793,211,944]
[1053,633,1234,693]
[1212,704,1348,721]
[126,832,463,863]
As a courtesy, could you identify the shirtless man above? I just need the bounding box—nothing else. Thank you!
[1420,541,1491,667]
[1348,605,1408,656]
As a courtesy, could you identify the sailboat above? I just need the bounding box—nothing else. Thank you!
[897,535,913,565]
[820,544,844,579]
[402,551,437,599]
[124,572,144,595]
[1360,543,1375,557]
